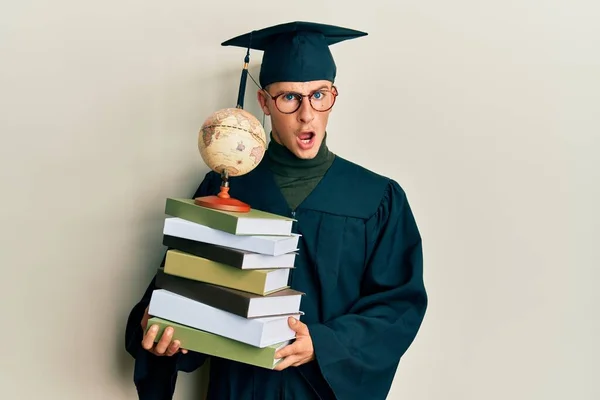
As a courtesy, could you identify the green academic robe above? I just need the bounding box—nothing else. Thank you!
[124,154,427,400]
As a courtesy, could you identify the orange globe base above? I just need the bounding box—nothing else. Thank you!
[194,185,251,213]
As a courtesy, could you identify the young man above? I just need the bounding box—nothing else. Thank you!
[124,21,428,400]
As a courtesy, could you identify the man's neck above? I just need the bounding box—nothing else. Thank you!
[266,133,334,178]
[266,132,335,211]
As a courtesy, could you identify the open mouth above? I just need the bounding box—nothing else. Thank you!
[297,131,315,145]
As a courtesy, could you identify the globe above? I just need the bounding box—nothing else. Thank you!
[195,107,267,212]
[198,107,267,177]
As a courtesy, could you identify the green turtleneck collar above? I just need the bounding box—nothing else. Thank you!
[266,132,336,211]
[266,132,335,179]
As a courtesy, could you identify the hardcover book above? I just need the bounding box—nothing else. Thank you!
[164,249,291,295]
[165,198,295,235]
[146,317,290,369]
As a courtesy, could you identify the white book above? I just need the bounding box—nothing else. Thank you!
[149,289,301,348]
[163,217,301,256]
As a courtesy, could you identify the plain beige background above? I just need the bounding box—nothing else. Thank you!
[1,1,598,399]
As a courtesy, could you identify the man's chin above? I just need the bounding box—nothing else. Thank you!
[291,147,319,160]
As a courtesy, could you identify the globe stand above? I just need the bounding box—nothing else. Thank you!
[194,170,251,213]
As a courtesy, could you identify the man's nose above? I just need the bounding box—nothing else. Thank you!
[297,97,315,124]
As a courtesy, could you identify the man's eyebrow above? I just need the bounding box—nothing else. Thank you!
[273,85,331,95]
[300,85,333,93]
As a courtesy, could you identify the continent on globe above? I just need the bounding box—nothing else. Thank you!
[202,125,214,148]
[250,146,264,165]
[236,141,245,151]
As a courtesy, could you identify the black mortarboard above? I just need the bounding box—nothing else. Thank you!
[222,21,367,95]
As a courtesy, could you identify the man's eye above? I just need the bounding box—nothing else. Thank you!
[312,91,324,100]
[284,93,297,101]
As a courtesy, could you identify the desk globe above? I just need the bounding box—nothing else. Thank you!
[195,107,267,213]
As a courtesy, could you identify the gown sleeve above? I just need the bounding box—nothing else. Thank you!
[123,171,220,400]
[306,179,428,400]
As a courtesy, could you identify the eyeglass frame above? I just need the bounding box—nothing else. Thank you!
[261,85,339,114]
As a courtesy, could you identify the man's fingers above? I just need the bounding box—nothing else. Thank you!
[289,317,309,336]
[292,357,310,367]
[141,324,159,350]
[274,355,301,371]
[154,327,174,354]
[164,340,181,356]
[275,341,301,359]
[141,324,188,356]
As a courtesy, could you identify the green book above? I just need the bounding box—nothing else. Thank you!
[146,317,290,369]
[164,250,291,295]
[165,198,294,235]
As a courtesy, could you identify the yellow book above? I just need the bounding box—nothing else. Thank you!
[164,250,291,295]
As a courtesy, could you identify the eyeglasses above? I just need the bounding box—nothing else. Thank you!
[263,86,338,114]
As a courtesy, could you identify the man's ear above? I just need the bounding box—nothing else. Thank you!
[257,89,271,116]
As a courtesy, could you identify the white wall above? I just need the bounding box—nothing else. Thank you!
[1,1,598,399]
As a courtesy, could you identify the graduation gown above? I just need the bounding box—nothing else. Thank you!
[124,154,428,400]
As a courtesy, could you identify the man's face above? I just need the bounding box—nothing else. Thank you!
[257,80,336,160]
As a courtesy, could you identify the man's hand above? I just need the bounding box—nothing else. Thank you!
[273,316,314,371]
[140,306,188,356]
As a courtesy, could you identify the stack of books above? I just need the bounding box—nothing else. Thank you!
[145,198,303,369]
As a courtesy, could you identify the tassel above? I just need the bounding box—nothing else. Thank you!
[236,31,253,109]
[235,49,250,109]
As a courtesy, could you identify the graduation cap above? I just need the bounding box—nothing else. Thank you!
[222,21,368,108]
